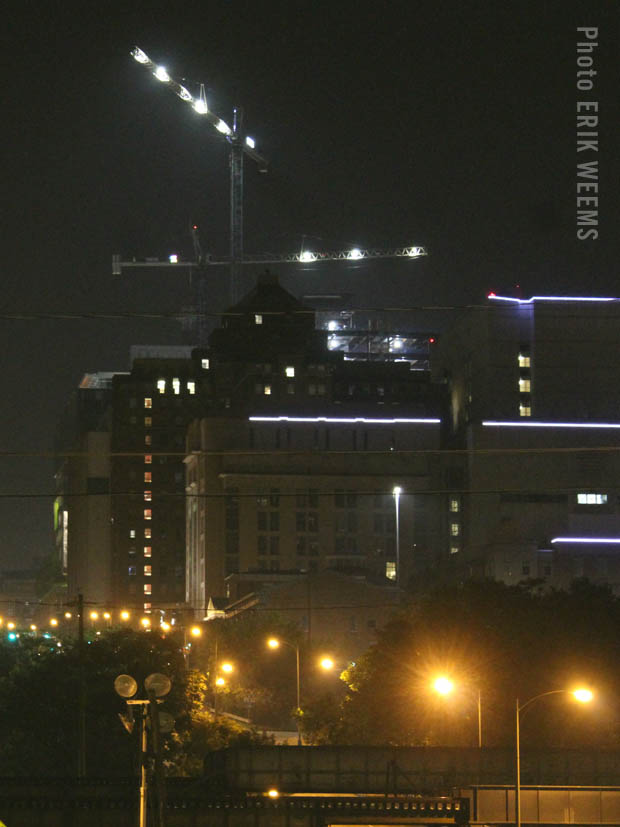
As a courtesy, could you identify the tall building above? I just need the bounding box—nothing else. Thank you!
[109,353,204,614]
[54,372,116,604]
[185,272,446,611]
[56,350,205,613]
[433,294,620,592]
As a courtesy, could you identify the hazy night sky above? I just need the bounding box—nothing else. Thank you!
[2,1,618,568]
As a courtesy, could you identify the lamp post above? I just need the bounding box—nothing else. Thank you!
[432,676,483,748]
[393,486,402,585]
[268,637,301,744]
[515,688,593,827]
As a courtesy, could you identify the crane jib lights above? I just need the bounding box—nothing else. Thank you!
[248,416,440,424]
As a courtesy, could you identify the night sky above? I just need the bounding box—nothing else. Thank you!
[2,1,618,568]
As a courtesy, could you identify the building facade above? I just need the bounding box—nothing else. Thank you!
[185,272,446,611]
[433,295,620,592]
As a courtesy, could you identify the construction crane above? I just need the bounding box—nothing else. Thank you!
[130,46,268,302]
[127,48,427,295]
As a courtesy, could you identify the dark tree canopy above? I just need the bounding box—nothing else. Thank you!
[303,580,620,747]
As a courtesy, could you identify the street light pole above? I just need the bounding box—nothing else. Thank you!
[267,637,302,745]
[515,688,593,827]
[393,486,402,586]
[478,688,482,749]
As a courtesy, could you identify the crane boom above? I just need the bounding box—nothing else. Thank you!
[112,246,427,275]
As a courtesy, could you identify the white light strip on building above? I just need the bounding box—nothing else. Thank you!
[482,420,620,429]
[249,416,440,424]
[551,537,620,545]
[488,294,618,304]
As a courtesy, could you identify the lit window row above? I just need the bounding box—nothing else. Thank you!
[577,492,607,505]
[151,378,196,397]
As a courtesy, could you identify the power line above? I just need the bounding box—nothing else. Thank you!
[3,444,620,459]
[0,485,617,500]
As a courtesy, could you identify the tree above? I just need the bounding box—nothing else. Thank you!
[306,579,620,747]
[0,628,270,777]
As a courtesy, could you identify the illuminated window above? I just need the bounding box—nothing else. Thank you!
[255,314,263,325]
[172,378,180,394]
[144,398,152,409]
[144,528,151,538]
[519,378,531,393]
[519,403,531,417]
[144,454,152,464]
[385,561,396,581]
[450,523,460,536]
[518,354,531,368]
[144,584,151,595]
[201,358,210,370]
[144,546,152,557]
[285,366,295,378]
[145,434,152,446]
[264,384,272,395]
[450,545,459,554]
[144,491,152,502]
[187,381,196,395]
[144,509,152,520]
[577,493,608,505]
[144,472,152,483]
[144,416,152,426]
[128,566,136,576]
[143,603,152,611]
[157,379,166,394]
[129,529,136,539]
[450,498,460,513]
[144,565,152,576]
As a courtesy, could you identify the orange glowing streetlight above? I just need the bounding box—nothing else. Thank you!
[515,688,594,827]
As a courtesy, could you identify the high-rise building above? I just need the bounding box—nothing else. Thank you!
[433,294,620,592]
[185,272,446,611]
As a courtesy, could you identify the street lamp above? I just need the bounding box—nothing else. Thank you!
[267,637,302,745]
[393,486,402,586]
[515,688,593,827]
[431,675,482,748]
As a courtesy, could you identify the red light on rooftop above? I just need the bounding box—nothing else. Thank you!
[488,291,497,298]
[428,337,436,344]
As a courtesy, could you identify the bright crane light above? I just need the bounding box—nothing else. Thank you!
[154,66,170,83]
[349,248,363,260]
[193,98,208,114]
[299,251,317,262]
[177,85,193,102]
[215,119,232,135]
[245,136,256,149]
[131,47,150,64]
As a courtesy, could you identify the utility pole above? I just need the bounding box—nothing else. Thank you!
[77,592,86,777]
